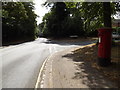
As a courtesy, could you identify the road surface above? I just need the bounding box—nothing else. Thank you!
[1,38,94,88]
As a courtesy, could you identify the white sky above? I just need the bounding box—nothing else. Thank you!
[33,0,50,25]
[114,12,120,19]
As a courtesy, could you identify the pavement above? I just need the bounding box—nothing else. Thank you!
[37,43,118,88]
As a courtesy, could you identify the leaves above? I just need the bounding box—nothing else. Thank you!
[40,2,119,37]
[40,2,84,37]
[2,2,37,44]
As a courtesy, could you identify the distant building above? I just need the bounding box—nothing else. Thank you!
[112,19,120,27]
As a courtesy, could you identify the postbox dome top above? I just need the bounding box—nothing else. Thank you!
[98,27,113,33]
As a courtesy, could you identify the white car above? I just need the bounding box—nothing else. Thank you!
[112,32,120,39]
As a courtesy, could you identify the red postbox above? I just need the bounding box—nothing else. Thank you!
[98,28,113,66]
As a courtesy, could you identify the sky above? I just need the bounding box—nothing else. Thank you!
[114,12,120,19]
[33,0,50,25]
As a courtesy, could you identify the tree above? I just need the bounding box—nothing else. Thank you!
[79,2,119,36]
[41,2,119,37]
[103,2,112,27]
[41,2,69,37]
[65,2,84,36]
[2,2,37,45]
[41,2,84,37]
[2,2,27,42]
[22,2,37,39]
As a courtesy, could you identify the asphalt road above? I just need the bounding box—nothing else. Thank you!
[1,38,94,88]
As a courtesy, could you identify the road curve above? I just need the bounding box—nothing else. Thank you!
[1,38,94,88]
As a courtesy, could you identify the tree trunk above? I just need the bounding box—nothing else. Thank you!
[103,2,112,27]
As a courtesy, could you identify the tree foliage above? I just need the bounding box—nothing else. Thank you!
[67,2,119,36]
[39,2,119,37]
[40,2,84,37]
[42,2,70,37]
[2,2,37,45]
